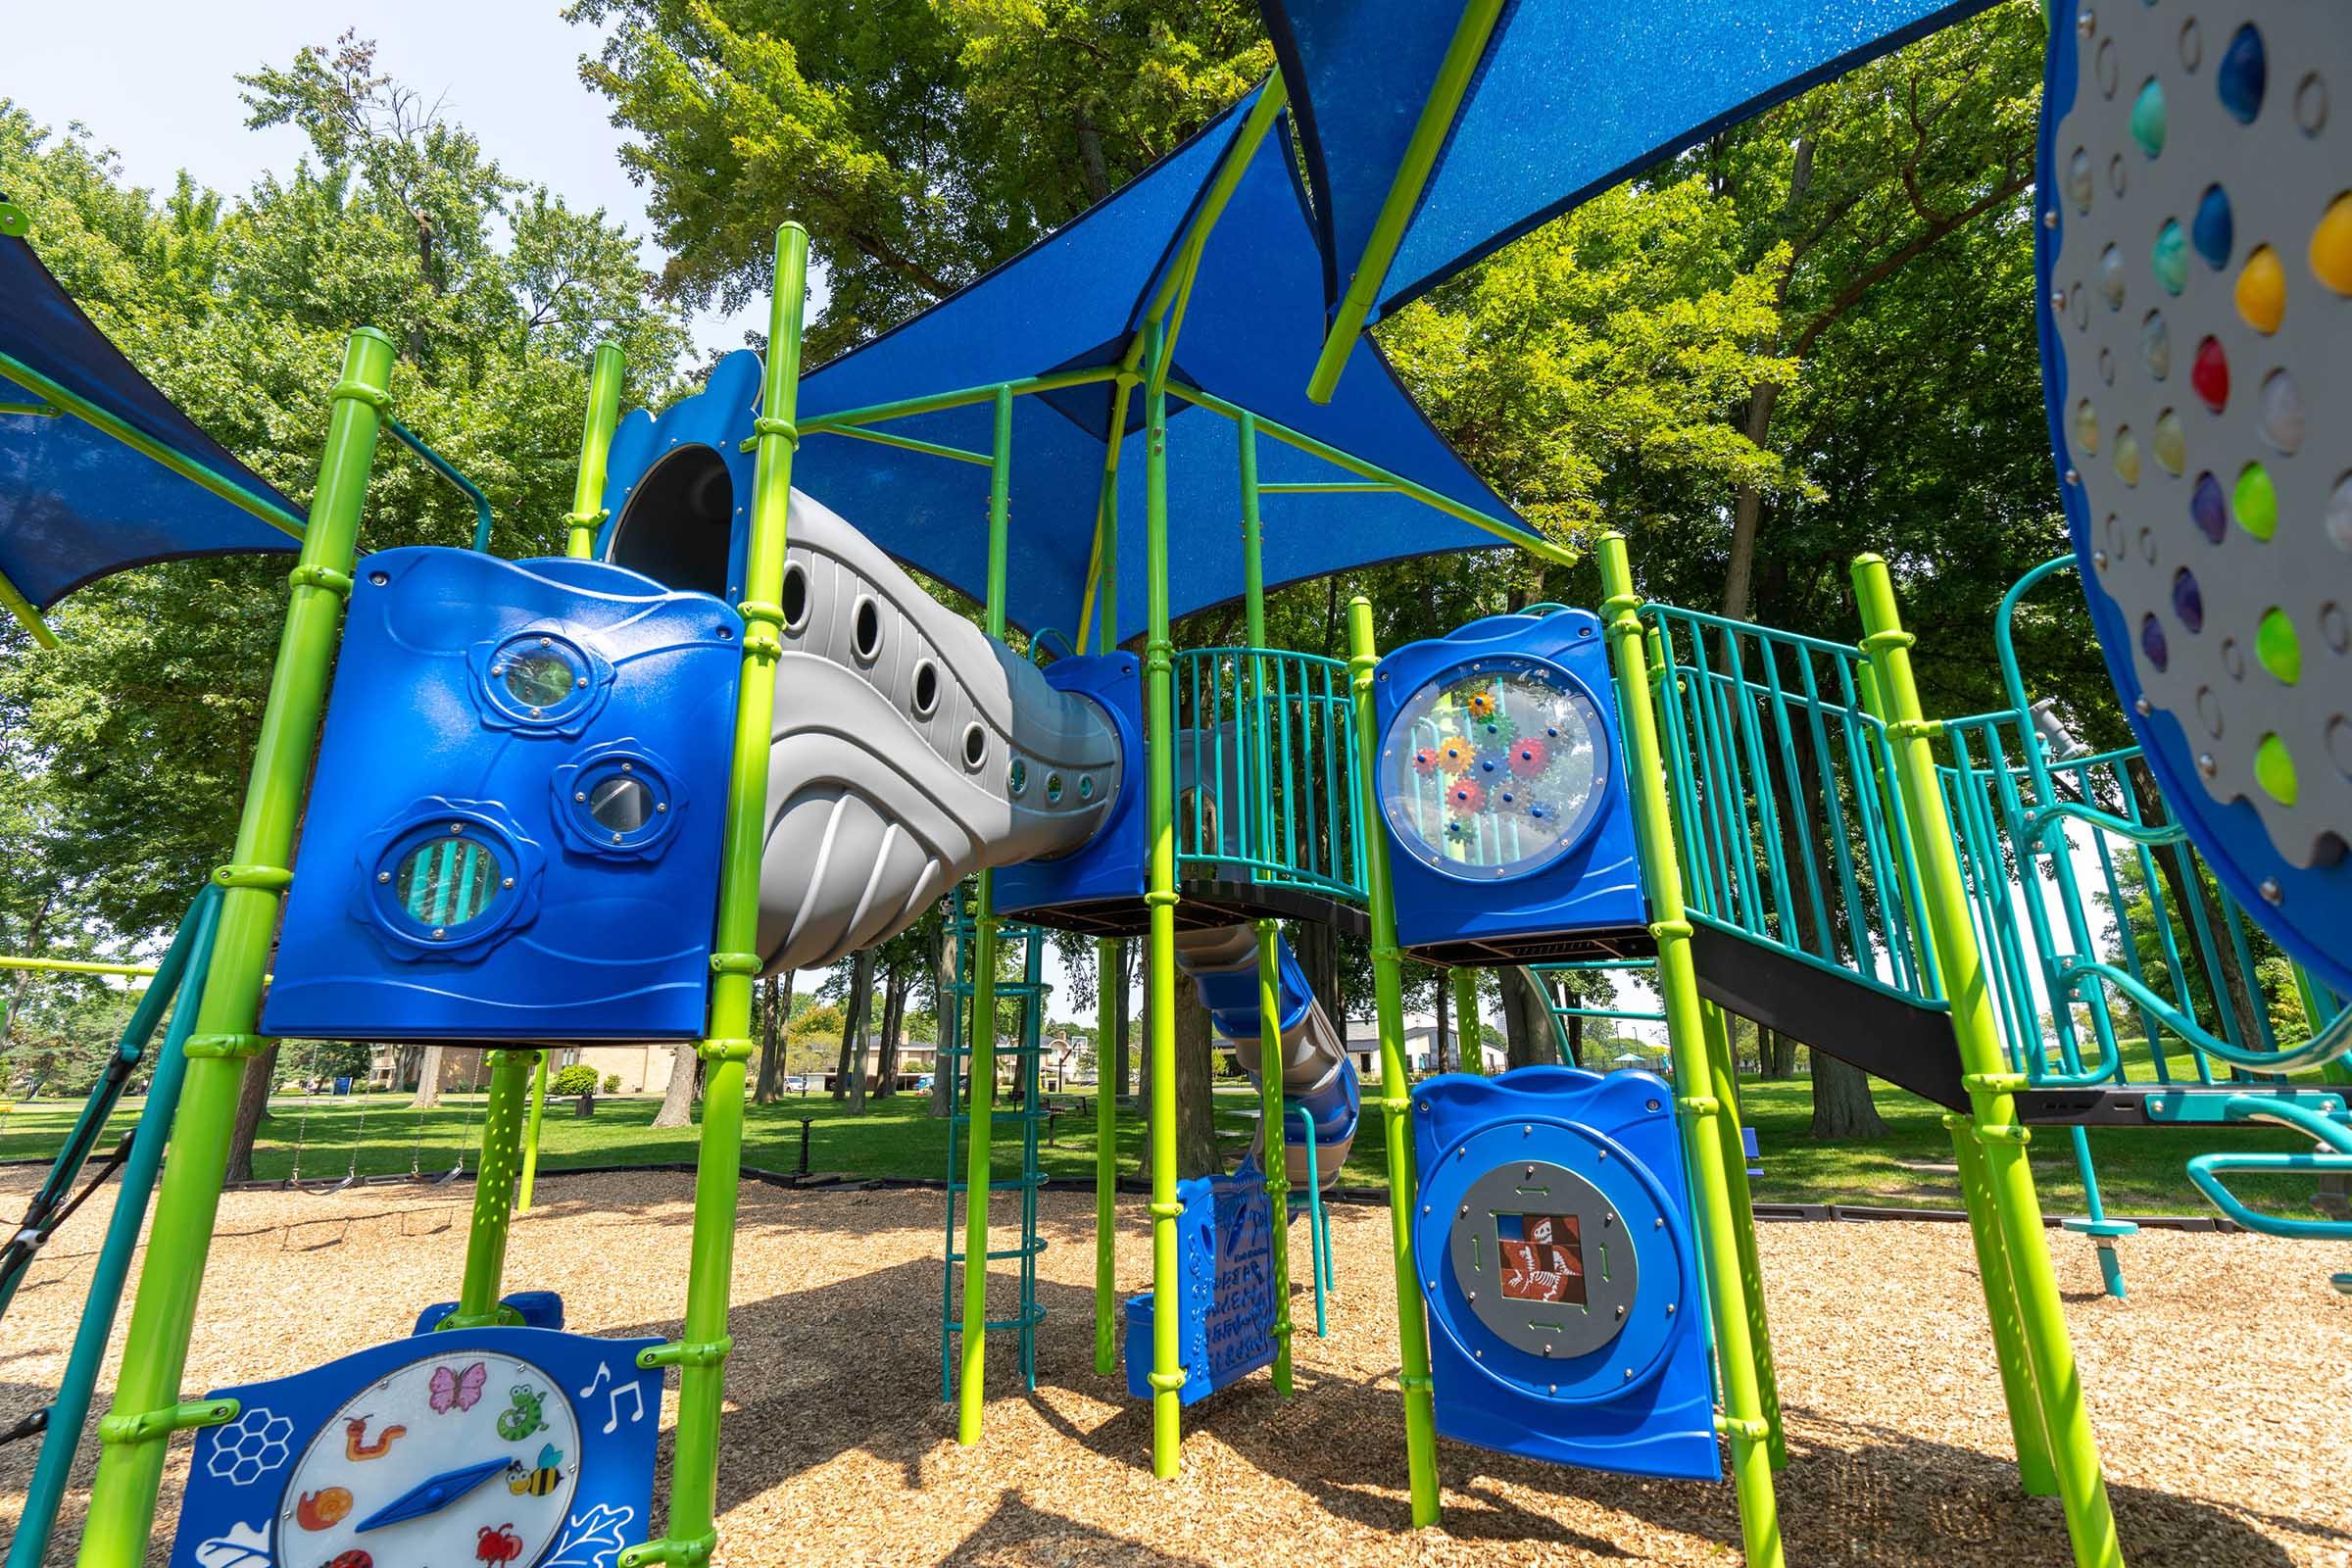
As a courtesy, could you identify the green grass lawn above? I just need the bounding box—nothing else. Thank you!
[0,1074,2329,1220]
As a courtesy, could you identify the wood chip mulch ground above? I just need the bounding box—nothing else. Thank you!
[3,1170,2347,1565]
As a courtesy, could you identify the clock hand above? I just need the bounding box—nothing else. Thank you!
[350,1455,515,1533]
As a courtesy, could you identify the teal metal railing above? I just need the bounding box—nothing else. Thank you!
[1172,646,1367,903]
[1643,605,1940,1009]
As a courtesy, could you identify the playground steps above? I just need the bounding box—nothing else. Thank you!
[1687,921,1967,1111]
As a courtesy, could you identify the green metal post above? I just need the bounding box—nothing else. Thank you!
[565,342,627,560]
[0,564,58,649]
[1089,373,1128,1377]
[1863,635,2058,1495]
[1852,554,2121,1568]
[517,1049,550,1213]
[1696,1000,1786,1469]
[1450,967,1482,1074]
[620,227,806,1568]
[956,382,1014,1445]
[1304,0,1507,403]
[74,327,396,1568]
[1345,596,1442,1528]
[1594,535,1784,1568]
[444,1049,534,1327]
[1141,319,1188,1478]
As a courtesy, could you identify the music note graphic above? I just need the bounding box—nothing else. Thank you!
[600,1380,645,1435]
[576,1361,612,1401]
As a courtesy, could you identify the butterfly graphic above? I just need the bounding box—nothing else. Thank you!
[428,1360,489,1414]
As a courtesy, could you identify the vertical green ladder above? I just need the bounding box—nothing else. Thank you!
[940,894,1050,1398]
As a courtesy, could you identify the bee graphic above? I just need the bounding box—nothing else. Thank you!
[495,1384,549,1442]
[506,1443,564,1496]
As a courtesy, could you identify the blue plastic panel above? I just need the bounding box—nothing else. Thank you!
[1122,1168,1278,1405]
[262,548,741,1042]
[995,652,1147,915]
[169,1327,663,1568]
[1373,608,1647,956]
[1412,1065,1717,1480]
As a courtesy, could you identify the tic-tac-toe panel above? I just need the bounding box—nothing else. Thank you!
[2040,0,2352,993]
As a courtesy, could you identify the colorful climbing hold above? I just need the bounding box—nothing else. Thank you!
[2235,245,2285,333]
[2114,427,2141,487]
[2191,185,2233,270]
[2256,608,2302,685]
[2259,369,2305,455]
[2153,409,2186,475]
[2151,220,2188,295]
[2141,311,2172,379]
[2233,462,2278,540]
[2329,474,2352,554]
[2132,77,2168,158]
[2310,192,2352,295]
[2190,472,2229,544]
[2216,24,2267,124]
[2067,148,2095,214]
[2141,613,2170,671]
[2190,335,2230,412]
[2173,566,2204,633]
[2074,399,2100,457]
[2254,733,2298,807]
[2097,244,2128,308]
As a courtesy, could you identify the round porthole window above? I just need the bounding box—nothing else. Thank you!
[555,751,677,856]
[1379,657,1612,881]
[391,833,505,932]
[482,633,600,727]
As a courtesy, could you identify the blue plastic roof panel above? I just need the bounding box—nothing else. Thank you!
[0,230,301,611]
[1263,0,2000,320]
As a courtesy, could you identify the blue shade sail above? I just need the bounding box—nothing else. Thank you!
[0,230,301,612]
[788,87,1539,644]
[1262,0,1998,320]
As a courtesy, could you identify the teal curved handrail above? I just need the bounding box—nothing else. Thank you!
[385,417,497,552]
[2172,1092,2352,1241]
[2056,957,2352,1076]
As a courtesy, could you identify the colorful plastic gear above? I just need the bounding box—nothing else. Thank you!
[1509,738,1549,777]
[1465,689,1498,720]
[1436,735,1475,773]
[1410,745,1443,775]
[1447,779,1486,816]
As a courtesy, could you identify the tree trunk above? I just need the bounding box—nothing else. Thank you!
[1501,967,1555,1069]
[1762,1024,1797,1079]
[843,949,875,1112]
[650,1043,699,1129]
[1111,939,1134,1101]
[755,971,792,1102]
[223,1044,282,1185]
[1173,964,1217,1179]
[874,967,906,1099]
[1432,972,1449,1074]
[1808,1052,1888,1140]
[412,1045,445,1108]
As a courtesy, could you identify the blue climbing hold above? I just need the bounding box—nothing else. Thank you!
[2217,24,2267,124]
[2192,185,2233,270]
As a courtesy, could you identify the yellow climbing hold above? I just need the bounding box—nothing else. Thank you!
[2256,608,2302,685]
[2235,245,2286,333]
[2311,192,2352,295]
[2254,733,2298,807]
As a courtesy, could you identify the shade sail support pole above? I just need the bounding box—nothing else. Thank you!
[1303,0,1508,405]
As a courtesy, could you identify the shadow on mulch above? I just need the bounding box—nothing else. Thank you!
[585,1247,2309,1568]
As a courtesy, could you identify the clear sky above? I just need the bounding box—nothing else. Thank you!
[10,0,764,357]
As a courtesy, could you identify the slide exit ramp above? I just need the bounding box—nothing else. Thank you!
[1170,925,1358,1188]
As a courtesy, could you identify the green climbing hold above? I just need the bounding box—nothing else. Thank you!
[2254,733,2298,806]
[2132,78,2169,159]
[2233,463,2278,540]
[2256,609,2302,685]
